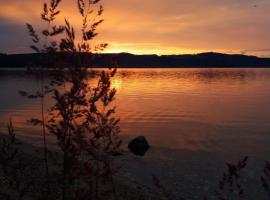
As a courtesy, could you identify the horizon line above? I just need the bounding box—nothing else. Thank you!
[1,51,270,59]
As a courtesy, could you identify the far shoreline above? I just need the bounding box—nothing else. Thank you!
[1,52,270,68]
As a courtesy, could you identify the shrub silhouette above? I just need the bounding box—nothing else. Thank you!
[20,0,121,199]
[262,161,270,198]
[0,121,34,200]
[215,157,248,200]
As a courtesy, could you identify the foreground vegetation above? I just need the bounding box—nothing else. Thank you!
[1,0,124,199]
[0,127,162,200]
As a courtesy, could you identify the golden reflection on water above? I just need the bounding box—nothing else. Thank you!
[111,78,123,90]
[1,68,270,153]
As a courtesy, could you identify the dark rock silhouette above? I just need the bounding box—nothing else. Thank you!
[128,136,150,156]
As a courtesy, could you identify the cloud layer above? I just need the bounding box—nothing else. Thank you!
[0,0,270,56]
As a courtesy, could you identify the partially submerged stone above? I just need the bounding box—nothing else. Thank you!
[128,136,150,156]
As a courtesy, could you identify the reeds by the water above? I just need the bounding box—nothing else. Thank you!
[11,0,121,199]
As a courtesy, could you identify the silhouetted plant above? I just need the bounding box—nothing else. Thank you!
[22,0,65,196]
[262,161,270,198]
[0,120,32,200]
[215,157,248,200]
[24,0,121,200]
[152,174,173,200]
[151,157,250,200]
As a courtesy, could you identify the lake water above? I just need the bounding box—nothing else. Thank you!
[1,68,270,152]
[1,68,270,198]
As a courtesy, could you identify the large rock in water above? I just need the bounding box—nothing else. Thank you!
[128,136,150,156]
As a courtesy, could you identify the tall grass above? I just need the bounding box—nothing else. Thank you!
[21,0,121,199]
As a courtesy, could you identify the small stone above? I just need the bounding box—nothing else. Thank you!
[128,136,150,156]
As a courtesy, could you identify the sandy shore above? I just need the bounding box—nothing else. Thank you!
[1,132,269,200]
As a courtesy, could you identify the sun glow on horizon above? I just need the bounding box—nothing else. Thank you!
[101,42,254,56]
[102,42,211,55]
[1,0,270,57]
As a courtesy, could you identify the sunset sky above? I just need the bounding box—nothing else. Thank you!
[0,0,270,56]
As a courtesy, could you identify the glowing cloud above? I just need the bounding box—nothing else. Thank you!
[0,0,270,56]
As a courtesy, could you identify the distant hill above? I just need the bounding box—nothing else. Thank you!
[0,52,270,68]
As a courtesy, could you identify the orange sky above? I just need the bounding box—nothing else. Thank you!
[0,0,270,56]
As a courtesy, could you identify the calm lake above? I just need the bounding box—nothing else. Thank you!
[1,68,270,151]
[1,68,270,198]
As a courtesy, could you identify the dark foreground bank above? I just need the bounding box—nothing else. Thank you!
[1,132,270,200]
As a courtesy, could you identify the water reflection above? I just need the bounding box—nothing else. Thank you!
[1,68,270,153]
